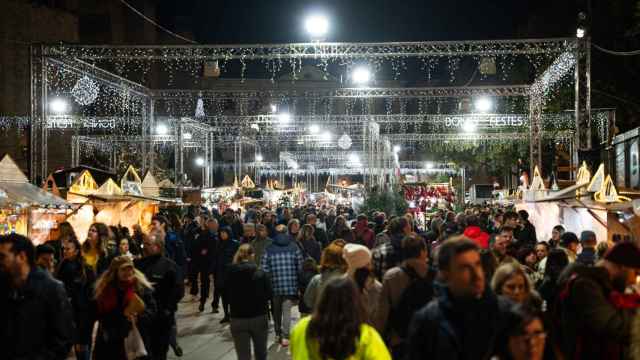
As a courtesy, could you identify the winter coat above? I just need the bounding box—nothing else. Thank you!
[0,268,74,360]
[463,226,490,249]
[56,258,96,345]
[297,237,321,263]
[135,254,182,314]
[373,259,432,346]
[355,223,376,249]
[372,233,404,280]
[261,233,304,296]
[192,230,217,272]
[94,287,156,360]
[213,238,240,288]
[313,226,329,248]
[304,269,344,309]
[515,221,537,248]
[556,263,636,360]
[406,285,511,360]
[251,236,273,268]
[226,261,272,318]
[164,230,187,270]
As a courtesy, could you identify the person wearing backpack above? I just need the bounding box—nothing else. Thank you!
[554,242,640,360]
[373,234,434,359]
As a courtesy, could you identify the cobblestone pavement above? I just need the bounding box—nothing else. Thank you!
[169,296,301,360]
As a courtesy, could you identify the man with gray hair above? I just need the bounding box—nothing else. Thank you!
[136,230,183,360]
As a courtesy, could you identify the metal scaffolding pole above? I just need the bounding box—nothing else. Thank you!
[575,37,592,157]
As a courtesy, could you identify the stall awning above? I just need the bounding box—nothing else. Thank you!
[0,181,70,208]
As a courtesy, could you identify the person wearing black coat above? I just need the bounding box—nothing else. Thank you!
[214,227,240,323]
[0,234,74,360]
[93,256,157,360]
[57,238,97,360]
[136,230,184,360]
[192,219,218,312]
[226,244,273,360]
[406,238,511,360]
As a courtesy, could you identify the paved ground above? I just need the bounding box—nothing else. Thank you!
[168,296,301,360]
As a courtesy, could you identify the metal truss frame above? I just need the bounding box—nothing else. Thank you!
[43,38,575,61]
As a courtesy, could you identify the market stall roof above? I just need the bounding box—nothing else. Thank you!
[0,155,70,208]
[51,165,116,188]
[142,172,160,197]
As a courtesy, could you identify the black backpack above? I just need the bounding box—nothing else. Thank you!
[388,265,434,339]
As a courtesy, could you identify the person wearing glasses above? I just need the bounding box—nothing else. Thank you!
[501,305,549,360]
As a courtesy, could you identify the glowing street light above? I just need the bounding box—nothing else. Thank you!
[474,97,493,113]
[270,104,278,113]
[278,113,291,124]
[49,98,68,114]
[393,145,401,154]
[576,27,586,38]
[352,66,371,86]
[195,157,205,167]
[426,162,434,169]
[320,131,333,142]
[255,154,264,162]
[309,124,320,134]
[463,120,477,133]
[156,123,169,135]
[305,14,329,40]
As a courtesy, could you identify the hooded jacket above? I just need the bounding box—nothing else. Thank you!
[261,233,304,296]
[463,226,490,249]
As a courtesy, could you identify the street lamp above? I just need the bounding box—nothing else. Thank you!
[305,14,329,40]
[278,112,291,124]
[463,120,477,133]
[576,27,586,38]
[255,154,263,162]
[474,97,493,113]
[49,98,68,114]
[195,157,205,167]
[426,162,434,169]
[393,145,401,154]
[270,104,278,113]
[156,123,169,135]
[352,66,371,86]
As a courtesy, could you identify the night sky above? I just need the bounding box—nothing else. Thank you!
[158,0,581,44]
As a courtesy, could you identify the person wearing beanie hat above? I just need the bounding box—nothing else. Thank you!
[556,241,640,359]
[342,244,382,322]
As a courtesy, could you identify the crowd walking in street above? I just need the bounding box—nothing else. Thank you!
[1,204,640,360]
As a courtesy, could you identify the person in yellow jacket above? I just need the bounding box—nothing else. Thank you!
[291,276,391,360]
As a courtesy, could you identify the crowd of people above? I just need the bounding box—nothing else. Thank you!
[1,203,640,360]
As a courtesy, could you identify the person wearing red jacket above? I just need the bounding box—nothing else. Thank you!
[463,215,490,249]
[354,214,376,249]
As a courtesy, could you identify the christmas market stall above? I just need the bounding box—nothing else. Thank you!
[65,166,165,241]
[0,155,71,244]
[517,163,639,244]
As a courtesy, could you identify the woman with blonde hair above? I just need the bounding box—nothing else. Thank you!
[303,239,348,310]
[491,263,542,310]
[226,244,272,360]
[93,255,156,360]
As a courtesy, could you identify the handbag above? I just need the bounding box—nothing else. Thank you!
[124,322,148,360]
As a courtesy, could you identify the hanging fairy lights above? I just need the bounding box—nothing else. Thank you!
[71,76,99,106]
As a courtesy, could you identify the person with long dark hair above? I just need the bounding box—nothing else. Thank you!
[83,223,111,276]
[536,248,569,310]
[291,276,391,359]
[56,237,96,360]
